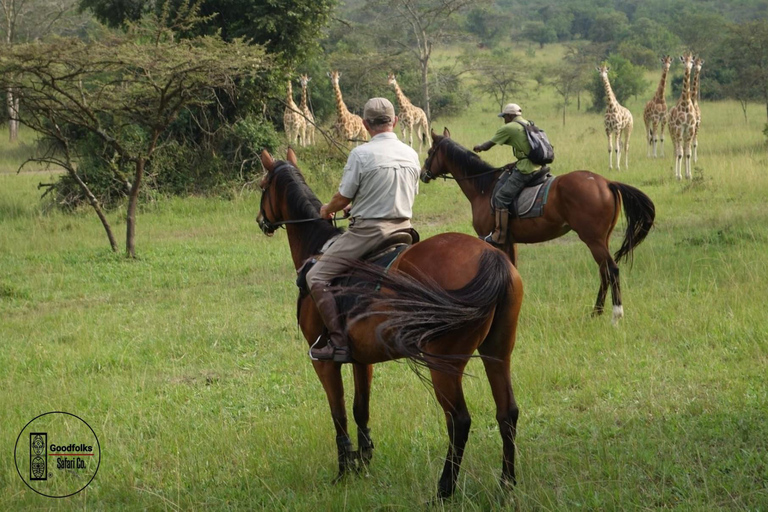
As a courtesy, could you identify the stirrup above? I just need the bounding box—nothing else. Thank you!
[309,334,352,363]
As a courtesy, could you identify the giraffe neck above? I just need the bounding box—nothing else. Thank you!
[286,82,298,109]
[300,82,309,110]
[680,65,692,105]
[392,81,411,110]
[332,82,350,117]
[601,74,618,109]
[654,66,670,102]
[691,68,701,106]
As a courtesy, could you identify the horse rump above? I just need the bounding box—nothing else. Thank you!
[332,248,513,374]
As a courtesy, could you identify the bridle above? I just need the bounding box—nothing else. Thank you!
[422,138,502,183]
[257,161,344,236]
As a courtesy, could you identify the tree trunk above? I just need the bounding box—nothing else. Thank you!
[420,57,431,125]
[68,169,118,252]
[125,158,145,258]
[7,88,18,142]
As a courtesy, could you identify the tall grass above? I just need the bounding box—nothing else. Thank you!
[1,48,767,510]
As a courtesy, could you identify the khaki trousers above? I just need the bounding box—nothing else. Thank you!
[305,218,411,288]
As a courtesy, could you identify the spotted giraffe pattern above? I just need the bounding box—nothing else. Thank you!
[598,65,633,170]
[691,58,704,163]
[283,80,306,147]
[327,71,367,146]
[668,54,697,180]
[387,73,429,153]
[643,56,673,158]
[298,75,315,146]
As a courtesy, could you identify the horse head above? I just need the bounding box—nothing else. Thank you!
[421,127,452,183]
[257,148,299,236]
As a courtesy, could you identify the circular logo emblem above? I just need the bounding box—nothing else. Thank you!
[14,411,101,498]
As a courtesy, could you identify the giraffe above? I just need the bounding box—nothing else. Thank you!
[387,73,430,152]
[668,54,696,180]
[327,71,367,146]
[298,74,315,146]
[283,80,306,147]
[691,57,705,163]
[597,65,633,170]
[643,56,673,158]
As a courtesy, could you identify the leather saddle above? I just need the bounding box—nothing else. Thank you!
[295,228,420,296]
[493,167,555,219]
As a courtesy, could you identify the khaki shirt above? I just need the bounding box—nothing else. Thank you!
[338,132,421,219]
[490,116,541,174]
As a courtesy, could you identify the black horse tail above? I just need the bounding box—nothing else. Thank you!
[337,249,514,374]
[609,182,656,266]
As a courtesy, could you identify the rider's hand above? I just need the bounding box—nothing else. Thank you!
[319,204,335,219]
[473,144,484,153]
[342,204,352,218]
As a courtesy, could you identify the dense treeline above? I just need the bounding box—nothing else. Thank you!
[2,0,768,252]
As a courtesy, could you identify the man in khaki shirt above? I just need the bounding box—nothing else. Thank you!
[305,97,421,363]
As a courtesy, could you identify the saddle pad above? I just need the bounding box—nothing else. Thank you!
[517,175,555,219]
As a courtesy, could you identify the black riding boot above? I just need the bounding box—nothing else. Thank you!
[309,284,352,363]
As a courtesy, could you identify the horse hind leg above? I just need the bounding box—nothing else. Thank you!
[479,355,518,488]
[430,369,472,499]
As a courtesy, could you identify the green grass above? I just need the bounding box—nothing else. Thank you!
[2,48,768,510]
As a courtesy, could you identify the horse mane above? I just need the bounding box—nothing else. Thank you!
[272,161,342,254]
[442,138,501,192]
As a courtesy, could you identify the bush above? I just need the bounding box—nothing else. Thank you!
[50,114,282,209]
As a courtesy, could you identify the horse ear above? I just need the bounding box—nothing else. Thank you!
[431,128,439,142]
[261,150,274,171]
[286,147,298,167]
[443,127,451,138]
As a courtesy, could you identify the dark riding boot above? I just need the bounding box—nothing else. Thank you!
[483,208,509,246]
[309,284,352,363]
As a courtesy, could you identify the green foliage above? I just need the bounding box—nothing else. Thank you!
[589,54,647,112]
[464,5,511,48]
[521,20,557,48]
[79,0,336,66]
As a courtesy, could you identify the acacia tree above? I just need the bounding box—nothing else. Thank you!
[467,50,524,111]
[368,0,481,123]
[0,10,270,257]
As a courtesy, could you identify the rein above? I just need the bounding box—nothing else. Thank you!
[258,162,348,235]
[424,138,504,184]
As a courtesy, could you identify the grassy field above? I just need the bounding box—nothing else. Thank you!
[2,53,768,510]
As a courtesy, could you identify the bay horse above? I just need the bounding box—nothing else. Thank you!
[257,149,524,500]
[421,129,655,325]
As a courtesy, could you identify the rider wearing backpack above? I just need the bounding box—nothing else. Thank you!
[473,103,550,246]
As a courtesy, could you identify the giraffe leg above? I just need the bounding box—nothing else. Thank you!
[615,131,622,171]
[607,132,614,170]
[684,138,693,180]
[659,119,667,157]
[645,120,652,157]
[623,129,631,170]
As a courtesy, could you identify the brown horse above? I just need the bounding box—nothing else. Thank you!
[257,149,524,499]
[421,129,655,325]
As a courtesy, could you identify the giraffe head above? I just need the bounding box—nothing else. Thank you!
[299,74,311,88]
[680,53,694,72]
[693,57,704,73]
[661,55,672,71]
[327,70,341,86]
[387,73,397,87]
[596,64,610,79]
